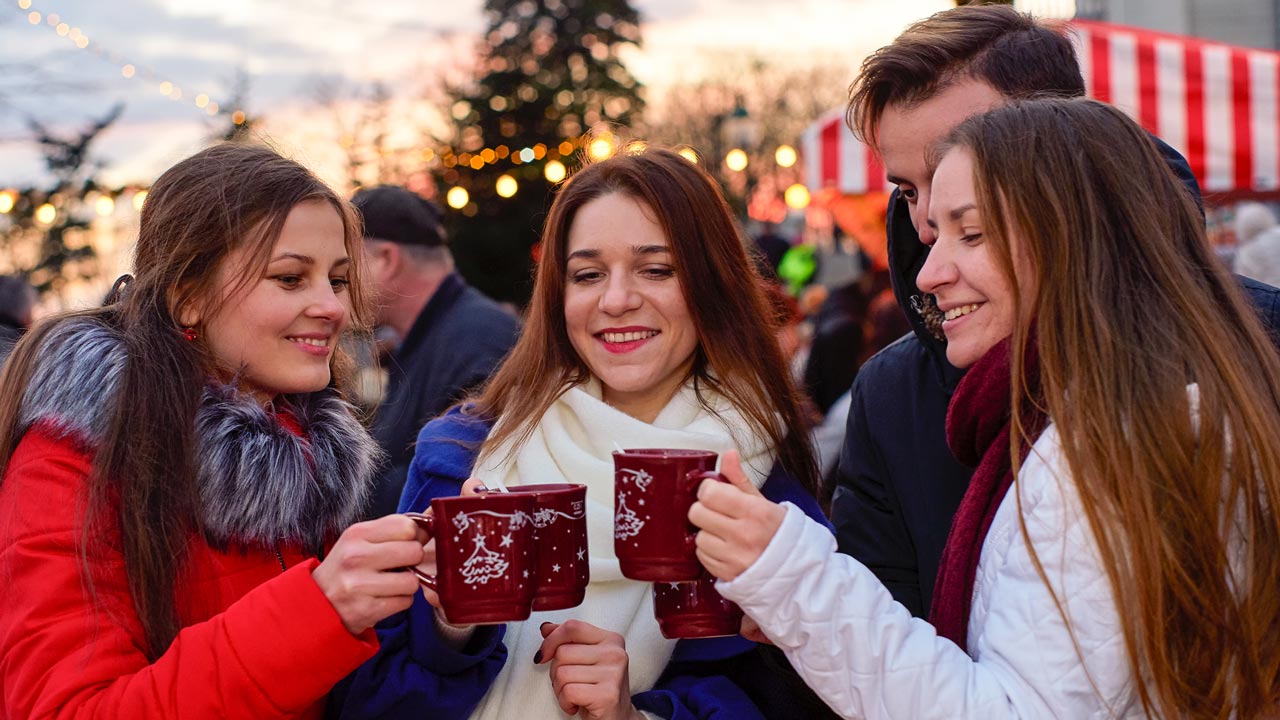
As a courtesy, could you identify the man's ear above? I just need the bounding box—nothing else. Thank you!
[367,239,401,279]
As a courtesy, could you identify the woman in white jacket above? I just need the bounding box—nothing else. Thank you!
[690,98,1280,720]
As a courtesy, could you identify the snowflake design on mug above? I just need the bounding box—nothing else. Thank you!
[614,491,645,540]
[460,534,510,585]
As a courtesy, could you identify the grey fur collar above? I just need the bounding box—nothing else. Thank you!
[19,318,379,550]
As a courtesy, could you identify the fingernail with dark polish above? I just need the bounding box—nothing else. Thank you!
[532,650,543,664]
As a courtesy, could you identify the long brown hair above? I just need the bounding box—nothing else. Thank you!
[943,98,1280,718]
[0,143,369,658]
[469,148,819,492]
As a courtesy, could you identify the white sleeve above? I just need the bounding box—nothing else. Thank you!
[716,499,1127,720]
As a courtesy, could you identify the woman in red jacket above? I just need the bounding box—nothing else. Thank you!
[0,144,430,718]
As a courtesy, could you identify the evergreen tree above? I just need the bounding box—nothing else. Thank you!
[442,0,644,306]
[4,104,123,296]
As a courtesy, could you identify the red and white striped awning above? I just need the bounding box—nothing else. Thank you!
[801,107,894,196]
[1073,20,1279,194]
[803,19,1280,197]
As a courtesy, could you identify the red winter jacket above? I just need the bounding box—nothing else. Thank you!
[0,425,379,719]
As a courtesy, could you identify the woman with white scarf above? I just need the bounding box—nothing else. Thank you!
[331,149,834,720]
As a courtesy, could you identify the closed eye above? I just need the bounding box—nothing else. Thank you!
[569,270,604,284]
[641,267,675,280]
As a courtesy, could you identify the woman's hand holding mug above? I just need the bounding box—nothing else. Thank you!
[688,450,786,582]
[311,514,429,636]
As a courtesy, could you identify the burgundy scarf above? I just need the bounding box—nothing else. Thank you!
[929,336,1045,651]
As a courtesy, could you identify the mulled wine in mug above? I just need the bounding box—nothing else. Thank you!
[612,448,727,581]
[405,491,538,625]
[503,483,590,611]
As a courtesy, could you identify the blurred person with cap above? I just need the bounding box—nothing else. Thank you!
[1234,202,1280,287]
[353,185,520,517]
[0,275,36,365]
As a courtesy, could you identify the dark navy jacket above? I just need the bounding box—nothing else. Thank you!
[368,273,519,518]
[333,407,839,719]
[830,138,1280,619]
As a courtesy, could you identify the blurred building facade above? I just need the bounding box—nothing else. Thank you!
[1015,0,1279,50]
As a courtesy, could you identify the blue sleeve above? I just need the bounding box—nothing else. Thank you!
[329,409,506,719]
[629,464,833,720]
[398,407,492,513]
[633,674,766,720]
[328,599,506,719]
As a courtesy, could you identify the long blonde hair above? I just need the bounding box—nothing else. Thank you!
[944,98,1280,718]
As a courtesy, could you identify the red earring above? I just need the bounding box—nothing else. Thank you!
[182,326,198,342]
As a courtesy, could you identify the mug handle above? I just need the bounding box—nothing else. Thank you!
[404,511,438,592]
[684,470,729,554]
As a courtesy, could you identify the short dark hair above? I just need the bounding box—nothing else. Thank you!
[847,4,1085,145]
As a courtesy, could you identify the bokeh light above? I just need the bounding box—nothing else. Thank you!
[784,184,811,210]
[588,137,615,161]
[35,203,57,226]
[446,187,470,209]
[775,145,798,168]
[725,149,748,172]
[496,174,518,198]
[95,195,115,217]
[544,159,567,183]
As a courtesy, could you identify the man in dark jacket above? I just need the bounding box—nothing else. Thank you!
[354,186,520,517]
[832,4,1280,619]
[0,275,36,366]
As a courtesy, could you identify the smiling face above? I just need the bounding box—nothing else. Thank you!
[191,199,353,402]
[917,148,1024,369]
[563,192,698,422]
[877,78,1006,246]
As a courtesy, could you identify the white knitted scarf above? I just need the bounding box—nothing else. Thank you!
[467,378,774,720]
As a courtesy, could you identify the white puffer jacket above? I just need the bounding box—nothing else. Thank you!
[718,422,1147,719]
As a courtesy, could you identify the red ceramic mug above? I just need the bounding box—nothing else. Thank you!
[612,448,727,581]
[405,491,538,625]
[504,483,589,611]
[652,573,745,639]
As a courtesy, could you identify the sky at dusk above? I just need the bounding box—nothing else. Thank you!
[0,0,953,187]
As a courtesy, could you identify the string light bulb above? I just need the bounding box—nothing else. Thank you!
[35,203,57,226]
[495,174,518,198]
[725,149,748,173]
[544,160,567,183]
[446,187,469,210]
[784,184,811,210]
[775,145,798,168]
[588,137,614,161]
